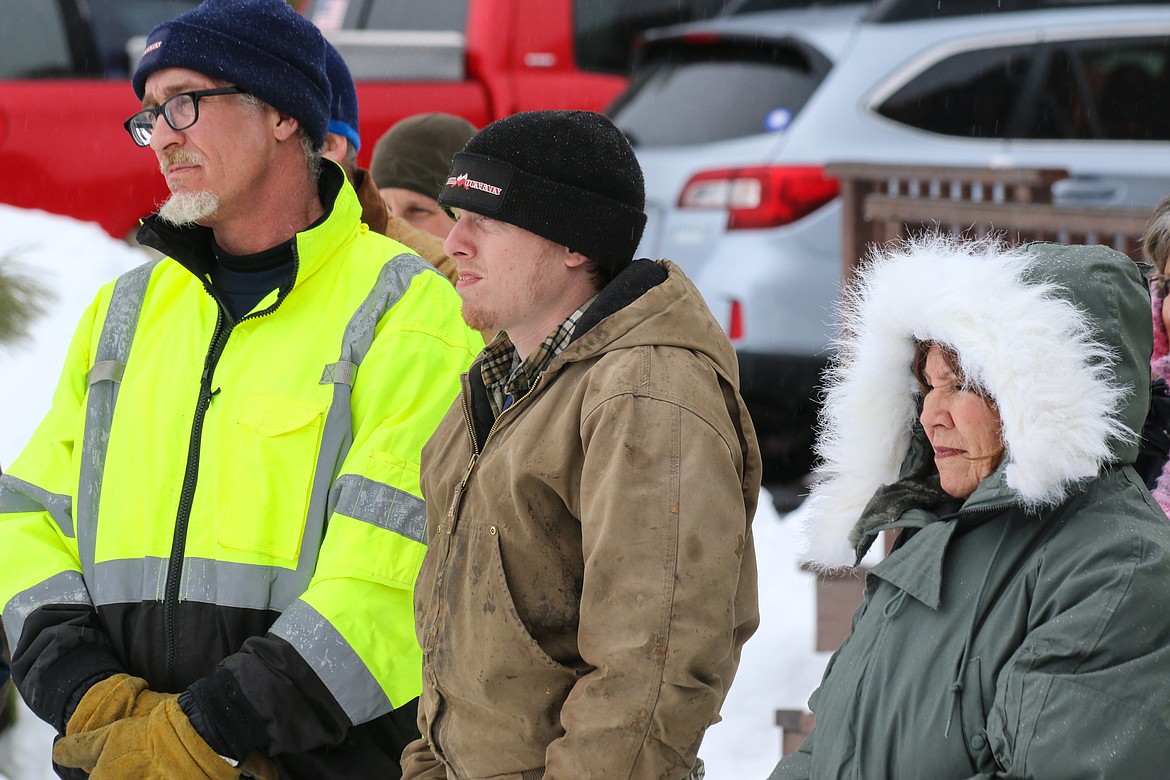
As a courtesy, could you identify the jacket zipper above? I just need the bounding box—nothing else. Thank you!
[162,282,287,690]
[446,373,543,534]
[164,312,230,689]
[430,371,543,761]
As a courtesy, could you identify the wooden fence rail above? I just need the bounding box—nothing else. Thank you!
[826,162,1151,282]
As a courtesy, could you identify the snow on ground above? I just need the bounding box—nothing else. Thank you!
[0,205,830,779]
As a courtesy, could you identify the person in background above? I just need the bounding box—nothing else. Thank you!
[400,110,761,779]
[0,0,480,777]
[1139,195,1170,514]
[321,52,467,287]
[370,113,476,241]
[1144,194,1170,379]
[773,236,1170,778]
[369,113,477,284]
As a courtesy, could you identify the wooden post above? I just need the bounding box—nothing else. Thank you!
[775,708,817,757]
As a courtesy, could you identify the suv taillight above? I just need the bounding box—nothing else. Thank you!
[678,166,839,229]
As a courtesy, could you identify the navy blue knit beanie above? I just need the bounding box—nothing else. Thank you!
[132,0,331,147]
[438,110,646,275]
[325,43,360,152]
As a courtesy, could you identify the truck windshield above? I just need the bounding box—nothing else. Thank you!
[574,0,732,73]
[88,0,202,76]
[0,0,199,78]
[302,0,469,33]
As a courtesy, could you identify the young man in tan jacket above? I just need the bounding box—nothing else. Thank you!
[402,110,761,779]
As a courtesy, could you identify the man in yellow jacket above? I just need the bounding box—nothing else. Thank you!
[0,0,480,777]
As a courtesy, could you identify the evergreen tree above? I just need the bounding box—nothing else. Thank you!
[0,254,53,348]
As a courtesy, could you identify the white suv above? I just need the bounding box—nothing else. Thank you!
[611,0,1170,480]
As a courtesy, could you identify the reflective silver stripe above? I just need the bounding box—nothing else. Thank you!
[271,600,392,724]
[0,474,74,538]
[87,558,310,613]
[333,474,426,543]
[87,360,125,385]
[2,570,90,652]
[320,361,357,387]
[304,254,428,578]
[263,257,423,727]
[76,261,158,579]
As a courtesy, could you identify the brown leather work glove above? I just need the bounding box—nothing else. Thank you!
[66,673,177,735]
[237,751,281,780]
[53,698,276,779]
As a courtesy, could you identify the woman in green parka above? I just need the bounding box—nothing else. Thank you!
[773,235,1170,779]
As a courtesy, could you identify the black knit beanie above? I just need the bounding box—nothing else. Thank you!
[370,113,477,198]
[438,110,646,275]
[132,0,331,146]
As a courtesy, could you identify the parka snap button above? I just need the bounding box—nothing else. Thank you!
[970,734,987,751]
[489,526,497,535]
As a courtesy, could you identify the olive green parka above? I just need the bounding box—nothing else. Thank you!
[775,239,1170,779]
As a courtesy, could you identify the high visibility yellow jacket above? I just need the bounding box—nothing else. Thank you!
[0,165,482,775]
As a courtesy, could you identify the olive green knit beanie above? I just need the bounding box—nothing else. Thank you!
[369,113,477,198]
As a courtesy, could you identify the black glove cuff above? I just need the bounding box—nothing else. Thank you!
[182,666,270,762]
[37,648,122,733]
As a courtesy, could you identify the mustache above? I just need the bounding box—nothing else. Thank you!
[160,150,204,174]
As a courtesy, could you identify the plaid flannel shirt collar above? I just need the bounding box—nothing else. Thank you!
[481,295,597,418]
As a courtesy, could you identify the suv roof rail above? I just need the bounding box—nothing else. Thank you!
[867,0,1170,23]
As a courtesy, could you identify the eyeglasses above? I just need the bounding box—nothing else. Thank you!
[123,86,247,147]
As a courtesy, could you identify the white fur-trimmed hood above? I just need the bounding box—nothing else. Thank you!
[801,235,1150,569]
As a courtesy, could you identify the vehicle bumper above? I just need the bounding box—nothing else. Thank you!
[737,350,828,481]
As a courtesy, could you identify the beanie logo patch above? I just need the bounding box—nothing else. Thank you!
[446,172,502,196]
[438,155,514,215]
[142,40,163,57]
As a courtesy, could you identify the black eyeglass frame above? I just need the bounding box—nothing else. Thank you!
[123,86,248,147]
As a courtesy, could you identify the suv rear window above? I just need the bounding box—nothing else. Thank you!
[876,35,1170,141]
[610,37,833,146]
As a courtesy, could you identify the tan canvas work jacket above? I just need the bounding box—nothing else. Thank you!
[403,260,761,779]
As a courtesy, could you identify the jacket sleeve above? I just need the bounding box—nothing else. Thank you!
[978,515,1170,778]
[543,372,759,778]
[0,292,126,732]
[190,269,482,758]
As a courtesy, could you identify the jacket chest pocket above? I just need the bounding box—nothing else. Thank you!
[216,396,326,563]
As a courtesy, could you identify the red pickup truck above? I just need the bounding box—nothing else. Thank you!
[0,0,723,240]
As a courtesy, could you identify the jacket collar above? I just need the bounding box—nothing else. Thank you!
[136,161,356,292]
[463,259,668,447]
[871,520,958,610]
